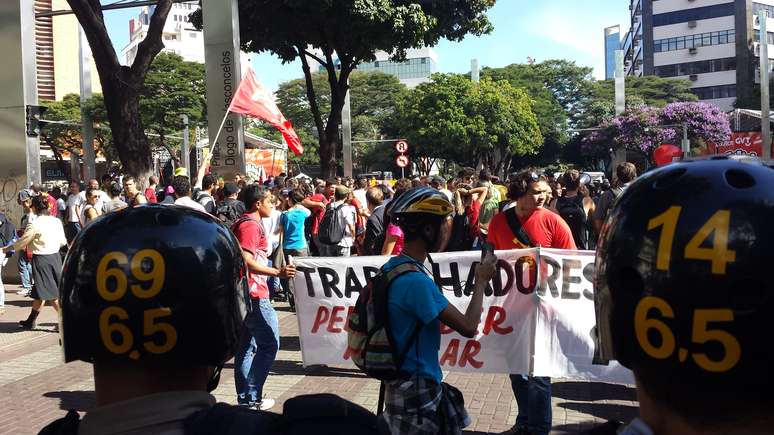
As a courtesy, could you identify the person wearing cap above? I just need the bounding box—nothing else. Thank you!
[324,185,356,257]
[16,189,37,296]
[593,158,774,435]
[215,182,245,228]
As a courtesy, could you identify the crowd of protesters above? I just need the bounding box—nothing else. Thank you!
[0,162,640,435]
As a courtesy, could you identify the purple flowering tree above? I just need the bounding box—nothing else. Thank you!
[660,102,731,149]
[584,102,731,165]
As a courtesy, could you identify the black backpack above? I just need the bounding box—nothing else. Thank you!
[447,212,474,252]
[556,195,588,250]
[317,203,346,245]
[0,213,16,247]
[217,200,242,228]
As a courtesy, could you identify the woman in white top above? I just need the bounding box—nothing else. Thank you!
[3,195,67,329]
[80,188,103,226]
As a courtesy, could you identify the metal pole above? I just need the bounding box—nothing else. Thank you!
[21,0,41,186]
[612,49,627,178]
[181,114,189,176]
[342,85,353,177]
[760,10,772,160]
[681,123,690,157]
[471,58,480,83]
[79,27,95,181]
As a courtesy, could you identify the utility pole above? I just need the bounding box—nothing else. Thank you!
[79,27,95,181]
[181,115,190,176]
[760,10,772,160]
[471,58,480,83]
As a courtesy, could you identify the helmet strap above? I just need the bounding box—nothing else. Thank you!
[206,364,223,392]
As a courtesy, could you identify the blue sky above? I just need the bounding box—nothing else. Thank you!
[103,1,630,91]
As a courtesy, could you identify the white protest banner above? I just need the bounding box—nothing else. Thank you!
[293,249,633,384]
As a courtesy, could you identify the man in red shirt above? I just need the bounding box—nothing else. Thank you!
[488,170,575,435]
[231,184,295,411]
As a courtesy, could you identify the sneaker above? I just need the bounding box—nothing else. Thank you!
[254,398,275,411]
[17,289,31,296]
[499,425,530,435]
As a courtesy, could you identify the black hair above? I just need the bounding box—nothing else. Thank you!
[242,184,269,211]
[109,182,123,197]
[507,169,547,200]
[172,176,191,197]
[289,189,305,205]
[31,195,49,215]
[202,174,217,190]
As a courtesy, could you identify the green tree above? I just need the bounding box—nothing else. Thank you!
[274,71,408,171]
[586,75,698,117]
[481,60,593,166]
[140,53,207,165]
[193,1,496,178]
[394,74,542,176]
[66,0,175,184]
[40,94,114,176]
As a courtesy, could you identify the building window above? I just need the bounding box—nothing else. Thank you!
[654,57,736,77]
[653,3,735,27]
[654,29,734,53]
[753,3,774,18]
[691,84,737,100]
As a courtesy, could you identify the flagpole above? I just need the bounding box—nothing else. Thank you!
[195,108,232,188]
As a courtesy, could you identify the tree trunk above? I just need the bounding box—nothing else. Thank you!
[102,77,154,188]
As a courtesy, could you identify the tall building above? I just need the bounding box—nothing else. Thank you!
[311,47,438,88]
[356,48,438,88]
[605,25,622,79]
[121,1,204,65]
[621,0,774,111]
[31,0,102,101]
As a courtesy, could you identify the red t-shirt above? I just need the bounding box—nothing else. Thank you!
[232,215,270,299]
[467,201,481,239]
[144,187,158,204]
[309,193,329,235]
[488,207,576,250]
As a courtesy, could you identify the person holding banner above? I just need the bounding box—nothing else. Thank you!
[488,170,575,435]
[380,187,497,435]
[594,158,774,435]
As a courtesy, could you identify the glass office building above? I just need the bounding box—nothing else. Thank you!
[605,25,622,79]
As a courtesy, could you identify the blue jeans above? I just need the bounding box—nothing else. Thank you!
[510,375,552,435]
[235,298,279,405]
[18,254,32,290]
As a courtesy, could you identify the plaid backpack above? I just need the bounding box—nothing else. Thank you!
[347,262,424,381]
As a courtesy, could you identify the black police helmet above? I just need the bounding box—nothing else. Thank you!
[595,157,774,393]
[60,204,248,366]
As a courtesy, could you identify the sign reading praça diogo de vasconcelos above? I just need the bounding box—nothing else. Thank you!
[203,0,245,178]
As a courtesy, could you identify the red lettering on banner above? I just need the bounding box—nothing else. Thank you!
[327,306,346,333]
[482,306,513,335]
[312,306,330,333]
[343,306,355,333]
[440,339,460,366]
[440,339,484,368]
[459,340,483,368]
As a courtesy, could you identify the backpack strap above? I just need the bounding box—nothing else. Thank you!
[503,207,533,248]
[382,261,428,372]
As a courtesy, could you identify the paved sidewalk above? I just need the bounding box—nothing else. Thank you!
[0,285,638,434]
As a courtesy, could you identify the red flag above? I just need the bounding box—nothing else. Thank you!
[228,67,304,155]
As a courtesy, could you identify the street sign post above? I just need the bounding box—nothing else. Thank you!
[395,140,408,153]
[395,154,409,168]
